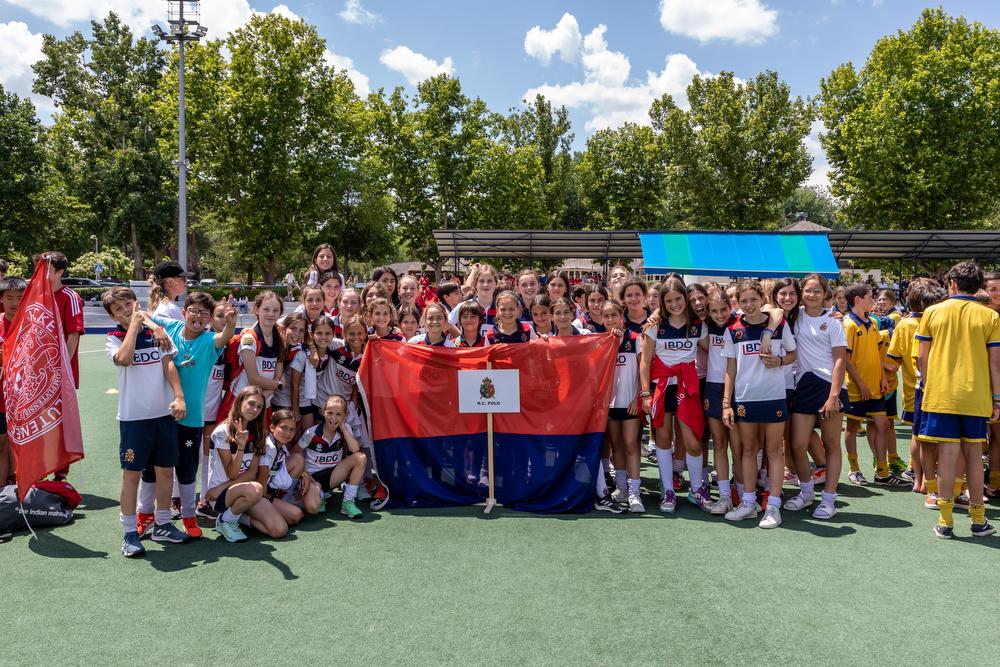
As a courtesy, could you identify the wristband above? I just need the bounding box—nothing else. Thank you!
[641,390,652,398]
[763,327,775,337]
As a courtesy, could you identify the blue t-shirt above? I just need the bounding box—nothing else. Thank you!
[153,316,224,427]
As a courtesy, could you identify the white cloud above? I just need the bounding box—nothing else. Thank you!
[269,4,300,21]
[524,16,710,132]
[380,46,454,86]
[804,120,831,188]
[325,49,370,97]
[524,12,582,65]
[658,0,778,45]
[0,21,53,115]
[338,0,379,26]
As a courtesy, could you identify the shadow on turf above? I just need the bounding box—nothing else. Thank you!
[79,494,119,511]
[143,533,300,578]
[27,530,110,559]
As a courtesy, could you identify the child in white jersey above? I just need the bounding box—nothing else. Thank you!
[602,300,643,513]
[262,410,323,521]
[294,395,367,519]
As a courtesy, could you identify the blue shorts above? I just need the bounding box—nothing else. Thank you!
[213,486,233,515]
[734,398,788,424]
[702,381,727,420]
[844,397,886,422]
[900,411,915,425]
[884,390,898,418]
[654,383,680,413]
[608,407,638,421]
[792,372,847,415]
[917,410,987,444]
[119,415,178,472]
[911,385,925,433]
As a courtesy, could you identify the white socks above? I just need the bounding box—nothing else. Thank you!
[686,454,704,491]
[179,483,197,519]
[656,448,674,493]
[344,484,359,502]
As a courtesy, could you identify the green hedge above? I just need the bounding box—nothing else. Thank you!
[70,286,288,304]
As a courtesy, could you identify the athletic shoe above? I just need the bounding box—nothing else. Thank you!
[627,493,645,513]
[151,522,190,544]
[688,486,712,512]
[848,471,868,485]
[182,517,202,539]
[213,517,248,542]
[888,458,906,476]
[672,471,682,492]
[195,501,217,520]
[645,450,658,465]
[356,482,372,501]
[610,488,627,503]
[724,501,758,522]
[813,502,837,520]
[759,506,782,529]
[933,524,954,539]
[708,496,734,515]
[971,522,996,538]
[341,499,363,519]
[594,495,624,513]
[369,478,390,511]
[874,473,911,488]
[783,493,814,512]
[924,492,939,509]
[955,491,970,509]
[901,468,916,482]
[121,532,145,558]
[604,469,617,494]
[783,468,798,484]
[756,473,768,490]
[136,512,155,538]
[810,466,827,485]
[659,490,677,514]
[170,497,182,520]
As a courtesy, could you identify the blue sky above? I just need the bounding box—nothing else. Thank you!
[2,0,998,186]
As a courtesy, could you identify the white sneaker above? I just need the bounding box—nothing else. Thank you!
[724,501,758,522]
[659,491,677,514]
[628,493,645,513]
[759,506,782,529]
[708,495,733,515]
[813,502,837,520]
[611,488,627,503]
[783,493,813,512]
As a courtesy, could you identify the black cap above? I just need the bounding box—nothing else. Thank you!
[153,261,193,280]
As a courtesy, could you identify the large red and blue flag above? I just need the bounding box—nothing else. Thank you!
[358,335,617,512]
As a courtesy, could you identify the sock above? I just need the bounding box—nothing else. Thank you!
[221,508,241,523]
[875,459,889,478]
[970,503,987,525]
[742,491,756,507]
[137,480,156,514]
[685,454,704,491]
[799,480,815,498]
[768,493,782,510]
[656,449,674,493]
[179,483,197,519]
[628,478,640,497]
[596,461,608,496]
[847,453,860,473]
[953,480,964,497]
[601,457,611,474]
[154,509,172,526]
[718,478,731,499]
[171,475,179,499]
[990,470,1000,488]
[821,490,837,506]
[615,470,627,495]
[736,482,745,496]
[926,479,938,494]
[672,456,685,473]
[344,484,359,502]
[937,497,954,527]
[120,513,137,535]
[200,453,210,496]
[889,454,903,465]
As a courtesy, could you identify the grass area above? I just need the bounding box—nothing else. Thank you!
[6,335,1000,665]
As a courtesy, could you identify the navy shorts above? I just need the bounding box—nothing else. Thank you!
[792,372,848,415]
[900,410,914,425]
[119,415,178,472]
[608,407,638,421]
[917,410,988,444]
[213,486,232,515]
[884,391,898,419]
[702,381,727,420]
[844,397,886,422]
[911,385,925,434]
[734,398,788,424]
[311,465,340,491]
[0,411,6,435]
[655,383,680,413]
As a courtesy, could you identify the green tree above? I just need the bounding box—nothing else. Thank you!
[32,13,174,278]
[652,70,813,229]
[782,186,842,229]
[577,123,669,230]
[818,8,1000,229]
[69,247,135,279]
[0,86,45,253]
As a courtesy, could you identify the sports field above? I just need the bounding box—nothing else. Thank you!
[5,335,999,665]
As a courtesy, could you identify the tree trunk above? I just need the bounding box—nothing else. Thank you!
[263,257,277,285]
[130,222,143,280]
[246,264,254,286]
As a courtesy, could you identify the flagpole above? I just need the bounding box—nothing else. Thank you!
[484,361,496,514]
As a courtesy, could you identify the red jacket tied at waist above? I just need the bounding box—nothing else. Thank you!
[650,357,704,440]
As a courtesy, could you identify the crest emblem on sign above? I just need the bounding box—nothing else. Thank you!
[5,303,63,446]
[480,378,495,399]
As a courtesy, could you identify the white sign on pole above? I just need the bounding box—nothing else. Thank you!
[457,369,520,414]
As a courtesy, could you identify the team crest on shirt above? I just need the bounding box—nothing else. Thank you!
[734,330,743,340]
[689,326,699,337]
[819,323,827,331]
[241,334,255,346]
[480,378,496,399]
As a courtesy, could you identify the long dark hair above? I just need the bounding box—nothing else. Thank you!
[226,386,267,456]
[770,278,802,329]
[370,266,400,306]
[658,277,698,325]
[310,243,339,274]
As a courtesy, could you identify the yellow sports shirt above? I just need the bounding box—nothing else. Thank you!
[887,315,920,413]
[878,330,898,394]
[915,296,1000,417]
[844,311,884,402]
[887,311,901,326]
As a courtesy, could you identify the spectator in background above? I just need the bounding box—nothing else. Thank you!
[0,259,7,279]
[284,271,298,301]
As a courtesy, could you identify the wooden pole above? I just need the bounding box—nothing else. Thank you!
[484,361,497,514]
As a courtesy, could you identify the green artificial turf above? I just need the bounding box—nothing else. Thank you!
[5,335,1000,665]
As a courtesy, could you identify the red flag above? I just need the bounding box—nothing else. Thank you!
[1,260,84,500]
